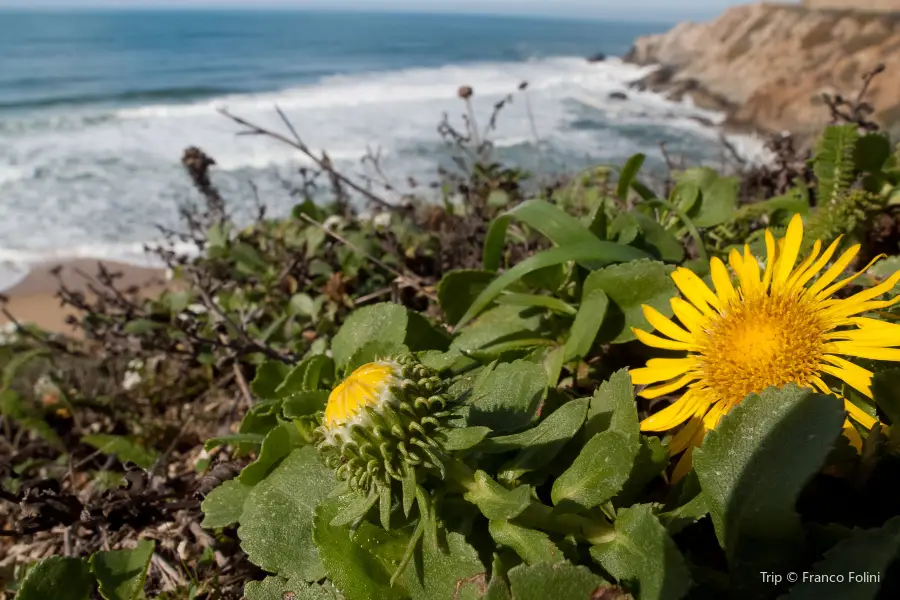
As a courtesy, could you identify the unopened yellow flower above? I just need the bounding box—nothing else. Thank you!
[316,354,453,499]
[631,214,900,480]
[323,360,397,435]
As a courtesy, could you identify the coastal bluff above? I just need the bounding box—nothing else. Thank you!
[623,2,900,143]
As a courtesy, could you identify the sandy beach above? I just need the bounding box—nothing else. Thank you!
[0,260,166,334]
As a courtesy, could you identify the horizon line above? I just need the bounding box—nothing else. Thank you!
[0,5,699,24]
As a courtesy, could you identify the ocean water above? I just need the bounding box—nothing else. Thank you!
[0,9,764,289]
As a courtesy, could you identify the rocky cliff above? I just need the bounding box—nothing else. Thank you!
[623,2,900,143]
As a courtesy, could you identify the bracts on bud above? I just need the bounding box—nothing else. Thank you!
[313,354,455,529]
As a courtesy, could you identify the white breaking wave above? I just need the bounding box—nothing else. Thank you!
[0,56,769,291]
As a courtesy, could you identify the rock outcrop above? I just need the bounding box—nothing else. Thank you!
[623,2,900,143]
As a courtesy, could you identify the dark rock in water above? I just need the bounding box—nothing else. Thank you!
[587,52,607,63]
[608,91,629,101]
[629,65,677,91]
[689,115,717,128]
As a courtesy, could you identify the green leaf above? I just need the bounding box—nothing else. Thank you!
[783,516,900,600]
[495,293,577,316]
[81,435,158,469]
[458,242,651,329]
[658,493,708,536]
[346,341,410,373]
[590,504,691,600]
[630,212,685,263]
[275,355,335,397]
[204,433,266,452]
[238,422,296,486]
[2,349,46,388]
[313,494,406,600]
[693,385,844,573]
[442,426,492,451]
[552,370,639,510]
[484,398,589,482]
[480,397,590,453]
[231,242,269,272]
[90,539,155,600]
[450,305,543,355]
[617,153,646,200]
[332,302,408,370]
[123,319,163,335]
[489,520,565,565]
[283,391,330,419]
[239,447,337,582]
[329,490,379,527]
[687,175,738,228]
[289,293,317,317]
[467,359,547,433]
[616,436,669,508]
[14,556,94,600]
[438,270,498,326]
[483,199,606,272]
[243,577,340,600]
[815,124,860,205]
[201,478,253,529]
[463,470,531,520]
[251,361,291,399]
[0,388,62,448]
[507,562,609,600]
[871,368,900,425]
[405,311,451,353]
[240,400,283,437]
[403,530,487,600]
[564,287,609,362]
[854,132,892,173]
[587,259,677,344]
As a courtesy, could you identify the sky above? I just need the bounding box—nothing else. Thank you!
[0,0,768,21]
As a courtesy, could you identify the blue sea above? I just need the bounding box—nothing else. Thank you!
[0,9,762,288]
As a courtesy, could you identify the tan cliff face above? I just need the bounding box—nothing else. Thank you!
[804,0,900,12]
[624,3,900,143]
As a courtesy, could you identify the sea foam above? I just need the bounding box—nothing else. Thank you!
[0,56,768,291]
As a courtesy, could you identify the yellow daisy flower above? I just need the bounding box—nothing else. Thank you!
[322,360,400,438]
[630,213,900,480]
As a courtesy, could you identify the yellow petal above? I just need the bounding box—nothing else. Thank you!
[670,297,708,334]
[710,256,736,304]
[805,244,860,299]
[809,376,833,395]
[819,354,874,397]
[739,245,762,294]
[669,414,704,454]
[830,341,900,362]
[772,214,803,289]
[762,229,777,290]
[633,328,697,352]
[815,254,885,301]
[843,419,863,451]
[642,305,695,344]
[701,401,728,431]
[784,239,821,292]
[671,425,709,483]
[672,267,720,316]
[638,373,698,399]
[830,296,900,319]
[793,236,842,291]
[640,390,708,432]
[844,399,877,430]
[834,269,900,306]
[630,358,696,385]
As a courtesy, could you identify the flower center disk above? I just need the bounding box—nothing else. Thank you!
[696,293,826,405]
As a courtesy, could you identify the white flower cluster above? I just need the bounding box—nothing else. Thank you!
[122,358,144,391]
[0,322,19,346]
